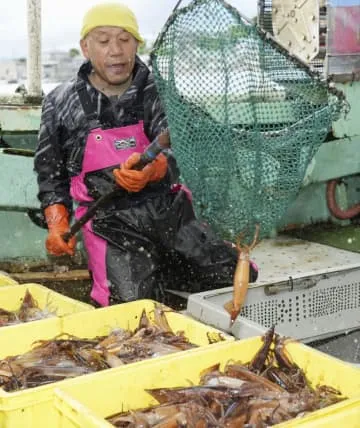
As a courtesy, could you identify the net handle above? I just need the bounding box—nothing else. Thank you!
[173,0,183,11]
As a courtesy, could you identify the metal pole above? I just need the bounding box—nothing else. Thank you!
[27,0,42,97]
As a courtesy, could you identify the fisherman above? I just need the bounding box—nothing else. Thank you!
[34,2,258,307]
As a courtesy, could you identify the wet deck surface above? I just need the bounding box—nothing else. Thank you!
[30,279,93,305]
[287,224,360,254]
[310,330,360,365]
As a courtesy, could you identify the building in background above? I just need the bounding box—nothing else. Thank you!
[0,49,151,86]
[42,51,84,82]
[0,50,84,84]
[0,58,27,83]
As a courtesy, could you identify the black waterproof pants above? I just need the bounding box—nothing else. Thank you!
[92,189,258,303]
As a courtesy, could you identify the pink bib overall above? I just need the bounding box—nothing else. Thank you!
[70,122,150,306]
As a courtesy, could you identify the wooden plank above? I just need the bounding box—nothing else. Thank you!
[10,269,90,283]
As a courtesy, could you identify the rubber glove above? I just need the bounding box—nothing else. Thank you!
[44,204,76,256]
[113,152,168,193]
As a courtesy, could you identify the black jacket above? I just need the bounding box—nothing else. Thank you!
[34,56,176,211]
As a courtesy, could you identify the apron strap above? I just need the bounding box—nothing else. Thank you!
[76,80,101,129]
[134,76,145,122]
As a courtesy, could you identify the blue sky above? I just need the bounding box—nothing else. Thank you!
[0,0,258,59]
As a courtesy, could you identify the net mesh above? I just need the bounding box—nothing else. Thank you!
[151,0,346,244]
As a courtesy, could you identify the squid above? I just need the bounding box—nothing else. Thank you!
[224,224,260,324]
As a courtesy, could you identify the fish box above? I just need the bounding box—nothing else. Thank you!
[187,239,360,343]
[0,299,230,427]
[0,283,93,327]
[53,337,360,427]
[59,299,230,346]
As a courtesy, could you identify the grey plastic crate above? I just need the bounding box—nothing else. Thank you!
[186,237,360,342]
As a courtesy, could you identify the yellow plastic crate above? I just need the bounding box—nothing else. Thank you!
[0,316,61,427]
[60,299,230,346]
[0,299,230,427]
[0,283,93,321]
[0,272,18,286]
[54,338,360,428]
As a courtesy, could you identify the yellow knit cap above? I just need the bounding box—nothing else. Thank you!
[80,2,144,43]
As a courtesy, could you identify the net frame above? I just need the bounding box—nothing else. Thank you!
[150,0,348,244]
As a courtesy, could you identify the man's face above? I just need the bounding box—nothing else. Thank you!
[80,27,138,86]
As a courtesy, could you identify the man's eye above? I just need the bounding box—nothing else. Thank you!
[120,38,130,43]
[99,40,109,44]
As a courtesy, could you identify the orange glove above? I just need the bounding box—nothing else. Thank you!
[148,153,168,182]
[113,152,168,193]
[44,204,76,256]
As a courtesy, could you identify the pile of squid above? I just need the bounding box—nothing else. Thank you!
[0,289,56,327]
[108,327,346,427]
[0,306,197,392]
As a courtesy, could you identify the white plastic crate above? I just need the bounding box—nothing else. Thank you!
[186,237,360,343]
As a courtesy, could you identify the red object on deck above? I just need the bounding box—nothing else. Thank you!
[329,6,360,54]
